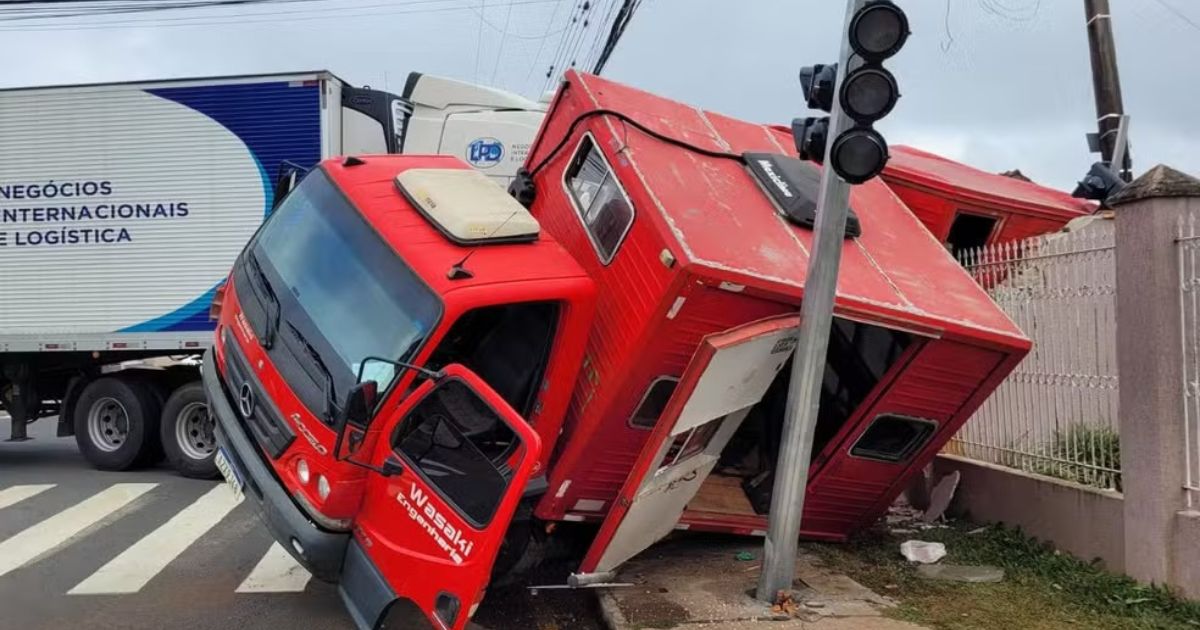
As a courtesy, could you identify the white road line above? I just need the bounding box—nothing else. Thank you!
[0,483,157,578]
[236,542,312,593]
[70,484,243,595]
[0,484,55,510]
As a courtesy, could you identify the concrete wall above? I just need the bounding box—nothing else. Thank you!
[934,167,1200,600]
[934,455,1125,571]
[1173,511,1200,599]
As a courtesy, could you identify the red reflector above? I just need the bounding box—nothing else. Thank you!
[44,343,60,349]
[111,342,129,349]
[184,341,201,348]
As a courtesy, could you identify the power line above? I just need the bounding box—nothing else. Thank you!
[540,0,587,93]
[0,0,560,30]
[582,0,618,71]
[0,0,320,21]
[521,0,566,93]
[473,0,486,82]
[1150,0,1200,32]
[562,0,600,76]
[489,0,515,85]
[591,0,641,75]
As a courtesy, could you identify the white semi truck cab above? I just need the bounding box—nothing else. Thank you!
[397,72,547,184]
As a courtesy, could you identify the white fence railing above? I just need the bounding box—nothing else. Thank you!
[1177,213,1200,508]
[951,222,1121,490]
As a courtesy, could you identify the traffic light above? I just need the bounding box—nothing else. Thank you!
[792,0,909,185]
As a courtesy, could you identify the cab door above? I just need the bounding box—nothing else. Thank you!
[577,315,799,578]
[344,364,541,630]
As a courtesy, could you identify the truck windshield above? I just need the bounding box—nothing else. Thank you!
[250,168,441,420]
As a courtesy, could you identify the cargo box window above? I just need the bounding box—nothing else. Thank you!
[630,376,679,429]
[564,134,635,263]
[393,379,521,527]
[946,212,998,256]
[661,419,722,469]
[850,414,937,463]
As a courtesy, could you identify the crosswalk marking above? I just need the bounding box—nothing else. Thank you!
[69,484,243,595]
[0,483,157,579]
[236,542,312,593]
[0,484,55,510]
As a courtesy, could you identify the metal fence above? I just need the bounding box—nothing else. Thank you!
[1177,213,1200,508]
[950,221,1122,491]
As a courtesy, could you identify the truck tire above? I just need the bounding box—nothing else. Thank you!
[160,382,218,479]
[73,376,162,471]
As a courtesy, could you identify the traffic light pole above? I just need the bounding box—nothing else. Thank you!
[756,0,864,603]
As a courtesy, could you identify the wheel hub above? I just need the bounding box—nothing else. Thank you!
[87,397,129,453]
[175,401,215,461]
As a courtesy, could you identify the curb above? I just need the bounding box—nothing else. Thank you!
[596,589,631,630]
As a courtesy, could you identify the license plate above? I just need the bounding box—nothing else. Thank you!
[215,448,244,501]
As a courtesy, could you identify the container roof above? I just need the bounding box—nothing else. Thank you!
[884,145,1094,218]
[559,71,1026,347]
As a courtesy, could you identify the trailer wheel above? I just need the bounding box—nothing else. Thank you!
[73,376,162,471]
[160,382,218,479]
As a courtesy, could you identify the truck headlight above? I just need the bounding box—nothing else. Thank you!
[317,475,331,501]
[296,459,311,485]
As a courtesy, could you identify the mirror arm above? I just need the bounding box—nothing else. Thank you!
[357,355,444,383]
[342,457,402,477]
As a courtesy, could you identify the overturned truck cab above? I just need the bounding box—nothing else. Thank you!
[205,70,1029,629]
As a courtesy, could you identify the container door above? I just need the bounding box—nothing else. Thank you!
[349,364,541,630]
[577,315,799,576]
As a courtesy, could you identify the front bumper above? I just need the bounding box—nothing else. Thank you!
[202,348,349,582]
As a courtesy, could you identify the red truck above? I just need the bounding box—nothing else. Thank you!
[203,71,1030,630]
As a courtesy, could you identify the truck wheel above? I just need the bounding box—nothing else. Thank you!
[73,377,162,471]
[160,382,218,479]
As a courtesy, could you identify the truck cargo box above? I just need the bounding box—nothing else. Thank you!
[0,72,358,352]
[524,71,1030,553]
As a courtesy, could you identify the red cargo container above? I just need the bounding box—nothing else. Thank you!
[882,145,1094,255]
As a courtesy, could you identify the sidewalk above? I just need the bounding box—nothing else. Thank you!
[595,535,929,630]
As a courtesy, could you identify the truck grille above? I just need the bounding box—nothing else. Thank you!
[221,333,295,459]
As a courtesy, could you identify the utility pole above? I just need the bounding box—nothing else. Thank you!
[757,0,908,602]
[1083,0,1131,180]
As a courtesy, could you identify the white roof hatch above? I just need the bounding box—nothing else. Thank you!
[395,168,540,244]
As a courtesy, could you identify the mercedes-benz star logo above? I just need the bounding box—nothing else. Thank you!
[238,382,255,418]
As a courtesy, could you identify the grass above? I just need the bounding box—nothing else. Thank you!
[1029,425,1123,491]
[802,519,1200,630]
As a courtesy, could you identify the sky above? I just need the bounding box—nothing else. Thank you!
[0,0,1195,191]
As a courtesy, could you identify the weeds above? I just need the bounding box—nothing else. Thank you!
[804,519,1200,630]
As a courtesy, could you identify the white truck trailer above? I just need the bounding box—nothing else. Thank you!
[0,70,546,477]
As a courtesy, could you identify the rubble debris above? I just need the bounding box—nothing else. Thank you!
[921,471,960,523]
[899,540,946,564]
[771,590,801,616]
[916,564,1004,583]
[735,551,756,561]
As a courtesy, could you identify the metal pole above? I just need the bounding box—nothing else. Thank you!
[1084,0,1131,180]
[756,0,863,603]
[1111,114,1130,180]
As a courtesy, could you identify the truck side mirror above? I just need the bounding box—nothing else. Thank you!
[272,162,307,210]
[334,380,378,461]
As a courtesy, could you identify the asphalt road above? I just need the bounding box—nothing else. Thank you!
[0,416,603,630]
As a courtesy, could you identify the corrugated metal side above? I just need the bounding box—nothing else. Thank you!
[802,339,1005,536]
[0,78,322,348]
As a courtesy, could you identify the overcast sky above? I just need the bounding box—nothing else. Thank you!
[1,0,1194,191]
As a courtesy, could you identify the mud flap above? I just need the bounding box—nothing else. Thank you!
[339,540,397,630]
